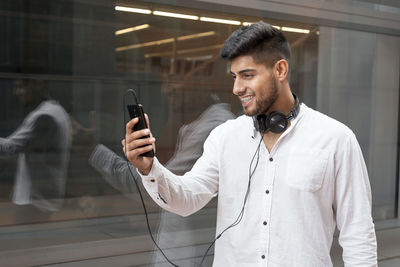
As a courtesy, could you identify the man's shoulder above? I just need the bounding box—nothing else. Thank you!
[302,104,355,139]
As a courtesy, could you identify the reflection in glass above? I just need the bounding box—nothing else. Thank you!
[90,68,236,265]
[0,79,71,224]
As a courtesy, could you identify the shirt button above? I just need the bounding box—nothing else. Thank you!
[263,221,267,225]
[261,255,265,259]
[269,157,273,162]
[266,189,270,194]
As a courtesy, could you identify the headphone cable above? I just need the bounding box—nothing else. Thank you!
[123,90,264,266]
[123,93,179,267]
[198,133,264,266]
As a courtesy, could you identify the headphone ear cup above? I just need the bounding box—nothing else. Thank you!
[253,111,289,134]
[253,94,299,134]
[253,114,268,133]
[268,111,288,133]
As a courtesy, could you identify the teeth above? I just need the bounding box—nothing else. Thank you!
[241,96,253,102]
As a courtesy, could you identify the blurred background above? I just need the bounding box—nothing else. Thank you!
[0,0,399,266]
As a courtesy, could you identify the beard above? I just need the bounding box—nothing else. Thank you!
[244,75,279,116]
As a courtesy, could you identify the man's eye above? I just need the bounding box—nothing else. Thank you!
[244,74,254,78]
[232,76,236,80]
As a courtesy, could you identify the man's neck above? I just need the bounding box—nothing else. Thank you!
[266,88,295,116]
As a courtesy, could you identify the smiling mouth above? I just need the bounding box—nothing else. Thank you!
[240,95,254,104]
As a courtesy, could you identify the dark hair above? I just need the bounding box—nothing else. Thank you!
[220,21,291,68]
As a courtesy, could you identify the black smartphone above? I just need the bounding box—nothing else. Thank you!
[127,104,155,158]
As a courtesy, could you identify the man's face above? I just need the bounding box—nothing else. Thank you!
[13,81,32,106]
[230,55,279,116]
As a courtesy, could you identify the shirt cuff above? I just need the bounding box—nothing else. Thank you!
[139,157,161,193]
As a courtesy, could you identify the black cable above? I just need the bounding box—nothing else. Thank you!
[198,134,264,266]
[125,162,179,267]
[126,88,139,104]
[123,89,265,267]
[123,90,179,267]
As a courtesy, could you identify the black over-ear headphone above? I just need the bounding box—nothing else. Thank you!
[253,94,300,134]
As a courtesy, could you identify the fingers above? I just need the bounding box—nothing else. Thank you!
[144,114,156,152]
[126,114,151,134]
[125,128,150,144]
[124,115,155,163]
[126,115,151,136]
[122,135,155,150]
[122,137,155,161]
[126,118,138,135]
[123,142,153,157]
[131,144,154,157]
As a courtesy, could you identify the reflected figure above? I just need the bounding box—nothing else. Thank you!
[90,80,235,266]
[90,102,235,188]
[164,102,235,174]
[0,79,72,223]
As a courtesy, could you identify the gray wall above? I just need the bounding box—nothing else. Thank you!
[317,26,400,219]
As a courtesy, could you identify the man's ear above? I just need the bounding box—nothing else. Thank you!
[274,59,289,82]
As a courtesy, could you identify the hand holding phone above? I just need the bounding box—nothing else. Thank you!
[127,104,155,158]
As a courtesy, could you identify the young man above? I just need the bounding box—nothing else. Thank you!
[123,21,377,266]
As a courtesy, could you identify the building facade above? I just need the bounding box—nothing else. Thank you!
[0,0,399,266]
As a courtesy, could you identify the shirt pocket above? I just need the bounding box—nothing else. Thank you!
[284,149,330,192]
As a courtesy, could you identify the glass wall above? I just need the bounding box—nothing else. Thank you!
[316,27,400,220]
[0,0,398,266]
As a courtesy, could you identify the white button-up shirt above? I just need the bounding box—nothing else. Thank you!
[141,103,377,266]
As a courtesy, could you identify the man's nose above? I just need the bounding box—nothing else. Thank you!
[232,78,245,96]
